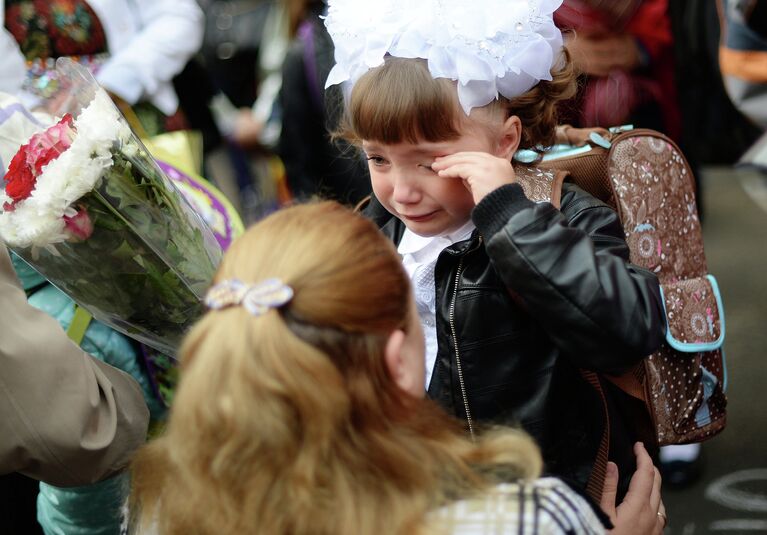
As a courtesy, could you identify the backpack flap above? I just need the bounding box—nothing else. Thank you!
[648,274,728,445]
[661,275,725,354]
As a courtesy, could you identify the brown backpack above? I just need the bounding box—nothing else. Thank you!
[521,128,727,450]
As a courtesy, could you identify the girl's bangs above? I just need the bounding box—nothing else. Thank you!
[347,58,463,145]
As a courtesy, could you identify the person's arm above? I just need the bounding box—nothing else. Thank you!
[471,182,665,374]
[94,0,204,114]
[431,152,664,373]
[0,245,149,486]
[0,25,43,110]
[0,28,25,96]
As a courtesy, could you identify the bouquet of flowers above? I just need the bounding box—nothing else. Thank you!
[0,59,222,356]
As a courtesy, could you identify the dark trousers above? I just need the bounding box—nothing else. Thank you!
[0,473,43,535]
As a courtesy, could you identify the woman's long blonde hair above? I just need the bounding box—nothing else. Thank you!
[130,202,541,535]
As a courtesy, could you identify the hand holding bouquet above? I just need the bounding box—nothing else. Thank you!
[0,60,222,356]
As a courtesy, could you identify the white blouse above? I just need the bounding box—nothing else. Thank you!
[398,220,476,390]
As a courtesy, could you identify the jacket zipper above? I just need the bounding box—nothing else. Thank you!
[449,257,475,441]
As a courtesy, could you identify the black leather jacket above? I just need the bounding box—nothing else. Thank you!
[367,181,665,489]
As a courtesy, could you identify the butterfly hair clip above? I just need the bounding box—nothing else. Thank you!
[204,278,294,317]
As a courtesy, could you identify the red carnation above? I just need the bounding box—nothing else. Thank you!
[33,146,63,175]
[3,114,75,210]
[3,147,36,210]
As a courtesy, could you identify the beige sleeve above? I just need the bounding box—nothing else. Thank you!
[0,245,149,486]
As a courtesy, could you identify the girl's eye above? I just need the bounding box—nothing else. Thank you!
[419,163,437,173]
[366,156,388,166]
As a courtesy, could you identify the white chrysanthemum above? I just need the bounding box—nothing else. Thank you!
[325,0,564,114]
[0,90,129,248]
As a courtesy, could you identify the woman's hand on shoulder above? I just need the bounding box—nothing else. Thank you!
[601,442,666,535]
[431,152,516,205]
[555,125,610,147]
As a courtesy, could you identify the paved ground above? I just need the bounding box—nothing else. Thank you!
[663,166,767,534]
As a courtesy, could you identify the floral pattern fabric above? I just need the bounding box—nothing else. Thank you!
[608,132,727,445]
[4,0,107,59]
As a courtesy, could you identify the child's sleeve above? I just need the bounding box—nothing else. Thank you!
[472,182,665,374]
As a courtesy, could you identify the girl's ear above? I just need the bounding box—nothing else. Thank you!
[384,329,414,394]
[495,115,522,160]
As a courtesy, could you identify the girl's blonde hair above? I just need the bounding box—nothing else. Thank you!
[130,202,542,535]
[337,54,576,151]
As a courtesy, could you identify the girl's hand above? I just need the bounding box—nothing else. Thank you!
[601,442,666,534]
[431,152,516,205]
[555,125,610,147]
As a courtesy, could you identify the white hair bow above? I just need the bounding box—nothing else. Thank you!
[324,0,564,115]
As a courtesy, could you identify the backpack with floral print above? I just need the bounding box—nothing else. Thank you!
[526,128,728,448]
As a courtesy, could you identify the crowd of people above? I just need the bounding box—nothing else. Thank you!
[0,0,764,533]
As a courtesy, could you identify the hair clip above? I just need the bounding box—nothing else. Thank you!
[204,278,294,317]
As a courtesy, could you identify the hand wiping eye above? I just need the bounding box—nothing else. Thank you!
[427,151,516,205]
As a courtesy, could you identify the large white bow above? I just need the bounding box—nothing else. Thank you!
[324,0,564,114]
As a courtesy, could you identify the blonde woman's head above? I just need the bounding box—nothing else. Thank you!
[180,201,426,427]
[131,202,541,535]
